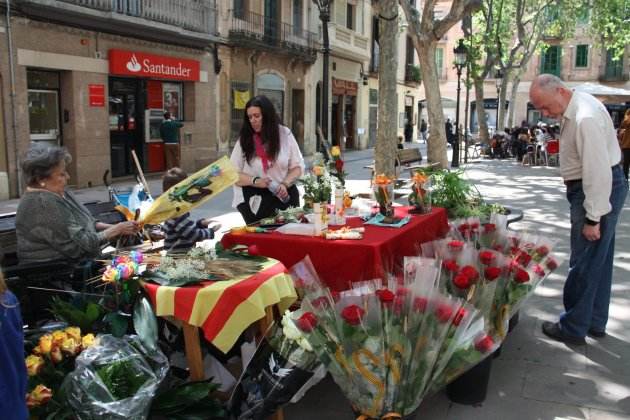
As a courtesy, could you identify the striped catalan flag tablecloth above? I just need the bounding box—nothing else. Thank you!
[143,258,297,353]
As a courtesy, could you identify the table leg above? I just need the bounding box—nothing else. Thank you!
[182,322,205,381]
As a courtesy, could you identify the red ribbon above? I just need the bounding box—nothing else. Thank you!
[254,133,270,173]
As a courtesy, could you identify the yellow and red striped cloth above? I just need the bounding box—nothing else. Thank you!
[143,258,296,353]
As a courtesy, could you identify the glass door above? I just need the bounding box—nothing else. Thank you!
[28,89,60,148]
[109,78,141,177]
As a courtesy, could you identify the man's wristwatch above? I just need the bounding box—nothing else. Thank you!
[584,218,599,226]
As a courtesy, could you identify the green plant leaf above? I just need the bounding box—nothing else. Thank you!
[103,312,129,337]
[133,296,158,351]
[85,302,102,324]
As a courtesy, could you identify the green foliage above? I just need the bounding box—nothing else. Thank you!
[589,0,630,59]
[96,359,151,400]
[426,169,505,219]
[49,297,104,333]
[150,379,226,419]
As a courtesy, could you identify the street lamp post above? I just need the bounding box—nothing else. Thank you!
[451,39,467,168]
[313,1,331,153]
[495,69,503,133]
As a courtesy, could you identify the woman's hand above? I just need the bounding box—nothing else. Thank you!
[255,177,271,189]
[104,221,140,239]
[276,183,289,200]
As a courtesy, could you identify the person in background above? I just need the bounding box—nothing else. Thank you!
[0,270,28,420]
[16,145,139,265]
[162,168,221,253]
[230,95,305,224]
[404,120,413,143]
[160,111,184,169]
[420,118,428,143]
[529,74,627,345]
[445,118,454,146]
[619,108,630,181]
[397,135,405,150]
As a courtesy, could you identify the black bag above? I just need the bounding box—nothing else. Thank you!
[237,185,299,224]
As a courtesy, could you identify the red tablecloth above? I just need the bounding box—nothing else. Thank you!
[221,207,449,291]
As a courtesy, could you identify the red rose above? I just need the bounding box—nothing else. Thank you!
[484,266,502,281]
[470,222,480,229]
[493,244,503,252]
[376,289,395,304]
[341,305,365,326]
[435,303,453,323]
[533,264,546,278]
[448,240,464,252]
[474,334,494,353]
[458,223,470,232]
[509,246,519,255]
[395,287,410,296]
[483,223,496,233]
[394,296,405,315]
[331,291,341,302]
[311,296,330,309]
[514,268,530,283]
[517,251,532,266]
[413,296,428,313]
[460,265,479,282]
[296,312,318,332]
[546,258,558,271]
[479,251,496,266]
[247,245,260,256]
[452,307,467,326]
[335,159,344,172]
[535,245,550,257]
[453,273,471,289]
[442,259,460,273]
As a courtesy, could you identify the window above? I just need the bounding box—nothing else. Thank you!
[346,3,355,30]
[293,0,303,35]
[163,83,183,120]
[540,46,561,76]
[604,50,624,79]
[369,16,379,72]
[577,7,590,25]
[27,70,61,146]
[575,45,588,68]
[234,0,246,19]
[435,48,444,78]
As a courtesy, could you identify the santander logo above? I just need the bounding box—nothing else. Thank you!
[126,54,142,72]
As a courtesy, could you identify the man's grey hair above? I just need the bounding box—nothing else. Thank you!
[531,74,568,93]
[21,144,72,186]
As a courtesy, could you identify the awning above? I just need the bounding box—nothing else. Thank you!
[569,82,630,104]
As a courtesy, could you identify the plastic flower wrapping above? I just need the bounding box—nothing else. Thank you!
[289,259,491,418]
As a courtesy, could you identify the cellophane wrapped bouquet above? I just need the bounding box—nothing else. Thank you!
[290,259,487,418]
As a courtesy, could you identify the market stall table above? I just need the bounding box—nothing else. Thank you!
[143,257,297,382]
[221,207,449,291]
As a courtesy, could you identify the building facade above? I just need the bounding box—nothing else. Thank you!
[0,0,221,198]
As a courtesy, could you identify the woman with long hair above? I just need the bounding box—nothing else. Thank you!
[0,271,28,419]
[230,95,305,224]
[619,108,630,181]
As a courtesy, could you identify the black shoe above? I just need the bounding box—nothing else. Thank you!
[542,321,586,345]
[587,328,606,338]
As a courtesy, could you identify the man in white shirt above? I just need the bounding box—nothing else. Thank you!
[529,74,627,345]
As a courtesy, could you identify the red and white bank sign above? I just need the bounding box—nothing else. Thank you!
[109,49,200,82]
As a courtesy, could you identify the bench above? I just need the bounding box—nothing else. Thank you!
[364,147,436,184]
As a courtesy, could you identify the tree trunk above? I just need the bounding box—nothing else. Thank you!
[418,42,448,168]
[497,73,510,132]
[374,0,399,178]
[507,73,521,128]
[473,78,490,144]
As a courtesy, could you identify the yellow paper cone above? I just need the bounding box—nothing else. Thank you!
[139,156,238,225]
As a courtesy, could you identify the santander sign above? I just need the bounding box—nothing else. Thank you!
[109,49,200,82]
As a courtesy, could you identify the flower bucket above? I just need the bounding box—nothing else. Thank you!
[313,202,328,234]
[445,352,493,405]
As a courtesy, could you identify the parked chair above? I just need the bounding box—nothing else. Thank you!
[546,140,559,166]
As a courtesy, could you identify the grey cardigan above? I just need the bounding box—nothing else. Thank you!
[16,190,107,264]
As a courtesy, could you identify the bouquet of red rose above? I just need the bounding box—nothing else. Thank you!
[291,264,481,418]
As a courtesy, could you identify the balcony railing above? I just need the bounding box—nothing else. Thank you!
[54,0,217,34]
[405,64,421,83]
[331,25,370,60]
[230,10,318,62]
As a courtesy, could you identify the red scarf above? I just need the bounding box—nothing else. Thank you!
[254,133,270,173]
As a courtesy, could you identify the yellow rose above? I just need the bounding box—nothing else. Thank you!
[50,346,63,364]
[65,327,82,342]
[26,384,52,408]
[51,330,67,347]
[331,146,341,157]
[32,345,43,356]
[61,337,81,356]
[82,333,96,348]
[25,355,45,377]
[312,166,324,177]
[38,334,53,355]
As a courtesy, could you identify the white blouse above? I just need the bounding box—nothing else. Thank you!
[230,125,305,208]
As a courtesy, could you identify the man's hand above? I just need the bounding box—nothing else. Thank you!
[583,223,600,241]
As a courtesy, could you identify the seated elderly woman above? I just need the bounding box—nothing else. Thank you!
[16,145,139,265]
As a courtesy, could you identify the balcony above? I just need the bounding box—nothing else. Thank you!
[229,10,318,64]
[330,24,370,62]
[15,0,219,48]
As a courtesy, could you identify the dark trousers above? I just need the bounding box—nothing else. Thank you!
[623,148,630,180]
[237,184,300,224]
